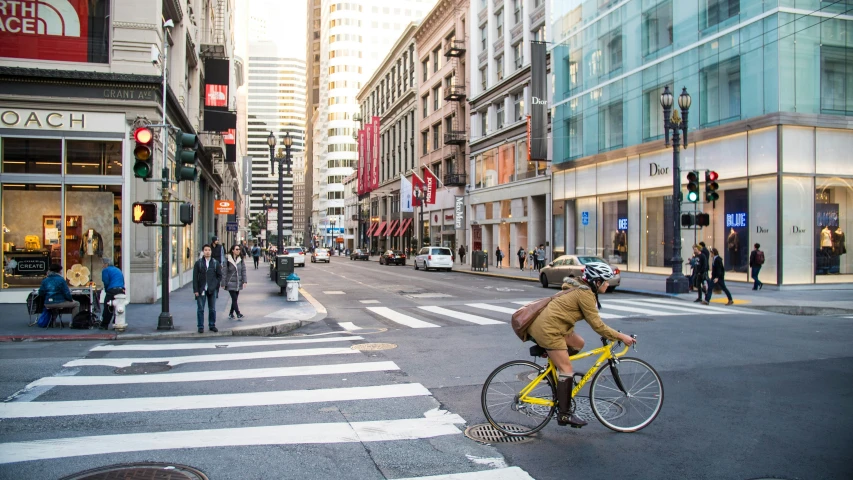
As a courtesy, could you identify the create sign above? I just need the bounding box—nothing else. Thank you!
[214,200,235,215]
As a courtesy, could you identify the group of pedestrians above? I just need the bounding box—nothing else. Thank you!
[193,236,248,334]
[514,245,546,271]
[688,241,764,306]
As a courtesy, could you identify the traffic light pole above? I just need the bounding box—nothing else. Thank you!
[157,23,173,330]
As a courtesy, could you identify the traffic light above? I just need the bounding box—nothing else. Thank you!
[696,213,710,227]
[131,202,157,224]
[681,213,695,227]
[179,202,194,225]
[175,131,199,182]
[132,127,154,179]
[686,171,700,203]
[705,171,719,202]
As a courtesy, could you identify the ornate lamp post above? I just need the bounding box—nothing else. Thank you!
[261,194,272,249]
[330,218,337,252]
[660,86,692,294]
[413,187,425,249]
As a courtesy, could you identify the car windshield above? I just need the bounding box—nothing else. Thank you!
[577,256,606,265]
[432,248,452,255]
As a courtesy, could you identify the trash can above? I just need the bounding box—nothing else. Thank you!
[275,255,295,288]
[285,273,300,302]
[472,251,488,271]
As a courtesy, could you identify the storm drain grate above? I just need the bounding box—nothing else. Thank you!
[351,342,397,351]
[59,463,208,480]
[114,363,172,375]
[464,424,536,444]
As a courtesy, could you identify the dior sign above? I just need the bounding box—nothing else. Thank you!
[649,163,670,177]
[532,97,547,105]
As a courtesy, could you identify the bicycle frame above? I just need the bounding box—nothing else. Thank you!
[518,341,630,407]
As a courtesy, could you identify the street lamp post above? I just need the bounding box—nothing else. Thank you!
[268,131,293,254]
[660,86,692,294]
[261,194,271,250]
[330,218,337,252]
[413,187,425,249]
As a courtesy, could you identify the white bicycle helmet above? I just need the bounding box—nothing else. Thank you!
[582,262,615,283]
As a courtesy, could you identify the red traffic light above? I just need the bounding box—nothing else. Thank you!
[134,127,153,143]
[707,171,718,182]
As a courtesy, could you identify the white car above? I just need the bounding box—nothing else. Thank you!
[311,248,330,263]
[414,247,454,272]
[284,246,306,267]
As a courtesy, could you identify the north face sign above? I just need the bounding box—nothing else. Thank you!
[0,0,110,63]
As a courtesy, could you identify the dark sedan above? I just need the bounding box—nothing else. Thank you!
[379,250,407,266]
[349,248,369,261]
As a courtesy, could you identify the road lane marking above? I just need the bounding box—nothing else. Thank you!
[600,304,680,316]
[466,303,518,315]
[90,336,364,351]
[606,299,721,315]
[367,307,440,328]
[418,306,504,325]
[323,291,346,294]
[0,383,432,419]
[25,361,400,388]
[359,300,381,304]
[397,467,535,480]
[637,298,763,314]
[338,322,362,331]
[0,414,466,464]
[63,347,359,368]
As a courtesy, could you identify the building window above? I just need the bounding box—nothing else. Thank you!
[433,85,440,110]
[566,47,582,94]
[422,130,429,154]
[480,67,487,90]
[495,9,504,38]
[422,94,429,118]
[703,0,739,29]
[566,115,583,159]
[496,55,504,81]
[422,59,428,82]
[513,92,524,121]
[480,25,487,51]
[643,84,669,140]
[643,0,673,57]
[597,27,622,76]
[598,102,623,151]
[496,101,505,129]
[480,110,488,136]
[513,0,522,24]
[433,48,440,72]
[532,25,545,42]
[820,46,853,115]
[699,56,741,125]
[513,43,523,69]
[432,124,440,150]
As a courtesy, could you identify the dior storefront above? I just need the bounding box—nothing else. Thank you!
[553,125,853,287]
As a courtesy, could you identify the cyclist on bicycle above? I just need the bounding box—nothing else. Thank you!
[524,262,636,427]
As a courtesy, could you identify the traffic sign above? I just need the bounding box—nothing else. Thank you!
[226,222,238,232]
[581,211,589,226]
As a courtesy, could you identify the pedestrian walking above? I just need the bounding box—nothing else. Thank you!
[251,243,261,269]
[687,251,699,292]
[495,246,504,268]
[99,257,125,330]
[458,244,466,264]
[692,244,708,303]
[705,247,733,305]
[536,245,546,271]
[211,236,225,265]
[517,247,526,270]
[193,244,222,333]
[749,243,765,290]
[239,240,248,262]
[223,244,247,319]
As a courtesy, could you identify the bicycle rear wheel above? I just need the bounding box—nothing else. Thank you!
[481,360,556,436]
[589,357,663,432]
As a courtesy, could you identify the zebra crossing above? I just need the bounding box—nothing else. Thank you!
[357,297,762,330]
[0,335,533,480]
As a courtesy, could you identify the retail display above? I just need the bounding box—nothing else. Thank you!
[815,201,843,275]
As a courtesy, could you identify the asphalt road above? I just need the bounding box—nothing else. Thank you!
[0,256,850,480]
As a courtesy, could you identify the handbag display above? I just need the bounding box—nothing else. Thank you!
[511,287,575,341]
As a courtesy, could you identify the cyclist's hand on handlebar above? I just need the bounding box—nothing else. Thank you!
[617,333,636,346]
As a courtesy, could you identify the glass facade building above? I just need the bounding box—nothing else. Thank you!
[550,0,853,286]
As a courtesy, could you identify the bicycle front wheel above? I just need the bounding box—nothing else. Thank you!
[589,357,663,432]
[481,360,556,436]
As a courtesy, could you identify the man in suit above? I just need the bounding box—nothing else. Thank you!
[193,244,222,333]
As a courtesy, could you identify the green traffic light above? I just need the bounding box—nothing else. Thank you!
[133,161,151,178]
[687,191,699,202]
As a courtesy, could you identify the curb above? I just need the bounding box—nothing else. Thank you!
[0,334,116,342]
[738,305,853,316]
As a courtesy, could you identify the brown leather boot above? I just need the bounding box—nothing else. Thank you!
[556,376,587,428]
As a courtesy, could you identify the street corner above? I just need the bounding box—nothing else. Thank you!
[297,287,327,319]
[710,298,750,305]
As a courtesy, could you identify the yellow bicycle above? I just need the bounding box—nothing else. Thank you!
[481,335,663,435]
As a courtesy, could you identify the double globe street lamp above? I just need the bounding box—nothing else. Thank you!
[413,186,426,249]
[660,86,692,294]
[267,131,293,255]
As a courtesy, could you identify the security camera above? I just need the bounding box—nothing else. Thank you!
[150,45,160,65]
[163,19,174,29]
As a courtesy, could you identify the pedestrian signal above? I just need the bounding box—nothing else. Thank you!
[705,171,719,202]
[175,131,199,182]
[179,202,194,225]
[695,213,710,227]
[681,213,694,227]
[133,127,154,179]
[686,171,700,203]
[132,202,157,223]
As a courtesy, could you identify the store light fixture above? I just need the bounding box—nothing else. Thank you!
[3,184,25,187]
[72,163,100,167]
[4,161,25,164]
[35,185,61,188]
[35,162,61,165]
[71,185,100,189]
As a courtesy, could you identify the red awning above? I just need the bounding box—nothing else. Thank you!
[395,218,413,236]
[365,222,378,236]
[372,221,387,237]
[384,220,399,236]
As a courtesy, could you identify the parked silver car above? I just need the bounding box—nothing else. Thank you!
[539,255,621,291]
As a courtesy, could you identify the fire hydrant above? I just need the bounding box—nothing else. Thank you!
[285,273,300,302]
[109,293,129,332]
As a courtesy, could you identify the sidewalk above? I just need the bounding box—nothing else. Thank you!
[454,262,853,315]
[0,258,324,341]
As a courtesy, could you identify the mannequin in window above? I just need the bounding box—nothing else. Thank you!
[821,226,834,254]
[833,227,846,256]
[727,228,739,270]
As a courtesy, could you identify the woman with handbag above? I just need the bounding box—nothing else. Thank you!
[223,244,247,319]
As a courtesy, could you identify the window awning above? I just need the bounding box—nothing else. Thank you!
[372,221,387,237]
[365,222,378,236]
[383,220,399,236]
[395,218,413,236]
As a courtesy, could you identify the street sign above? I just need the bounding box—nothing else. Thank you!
[214,200,235,214]
[226,222,238,232]
[582,211,589,226]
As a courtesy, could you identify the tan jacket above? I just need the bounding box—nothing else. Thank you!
[526,279,620,349]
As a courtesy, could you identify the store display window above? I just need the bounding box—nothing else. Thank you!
[815,179,852,280]
[1,138,62,174]
[723,188,749,273]
[600,197,628,266]
[66,141,122,176]
[64,185,122,289]
[644,192,674,270]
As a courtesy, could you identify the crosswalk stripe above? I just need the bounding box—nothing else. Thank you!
[418,306,505,325]
[606,299,723,315]
[367,307,440,328]
[638,297,762,314]
[25,361,400,388]
[338,322,362,331]
[511,301,536,306]
[597,311,623,319]
[398,467,535,480]
[600,304,680,316]
[90,336,363,351]
[467,303,519,315]
[63,347,359,368]
[0,413,467,464]
[0,383,432,419]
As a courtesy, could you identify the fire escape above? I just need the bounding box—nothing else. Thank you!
[442,30,467,187]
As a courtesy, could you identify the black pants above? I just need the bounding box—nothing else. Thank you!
[228,290,241,316]
[706,278,733,302]
[253,256,259,269]
[101,287,125,328]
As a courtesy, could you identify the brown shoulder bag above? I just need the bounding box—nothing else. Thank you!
[511,287,575,341]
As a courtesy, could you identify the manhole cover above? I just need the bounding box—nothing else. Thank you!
[59,463,208,480]
[351,343,397,351]
[573,397,603,422]
[114,363,172,375]
[464,424,535,444]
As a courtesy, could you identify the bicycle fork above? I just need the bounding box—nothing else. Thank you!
[608,358,629,395]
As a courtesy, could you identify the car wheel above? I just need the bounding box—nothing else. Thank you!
[540,274,549,288]
[425,262,430,271]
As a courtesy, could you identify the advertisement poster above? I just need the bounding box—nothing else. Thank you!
[371,116,380,190]
[364,121,374,194]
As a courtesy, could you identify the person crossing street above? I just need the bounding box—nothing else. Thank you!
[193,244,222,333]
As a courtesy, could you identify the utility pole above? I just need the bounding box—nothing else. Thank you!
[157,19,174,330]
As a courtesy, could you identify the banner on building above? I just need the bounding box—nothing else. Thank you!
[0,0,110,63]
[371,116,381,191]
[401,176,413,212]
[411,172,425,207]
[203,58,234,132]
[357,129,365,195]
[224,128,236,162]
[422,167,438,205]
[530,41,548,161]
[242,157,252,195]
[364,122,374,194]
[455,196,465,229]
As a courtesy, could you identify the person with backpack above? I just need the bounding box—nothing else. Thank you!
[517,247,526,271]
[749,243,765,290]
[251,243,261,269]
[495,246,504,268]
